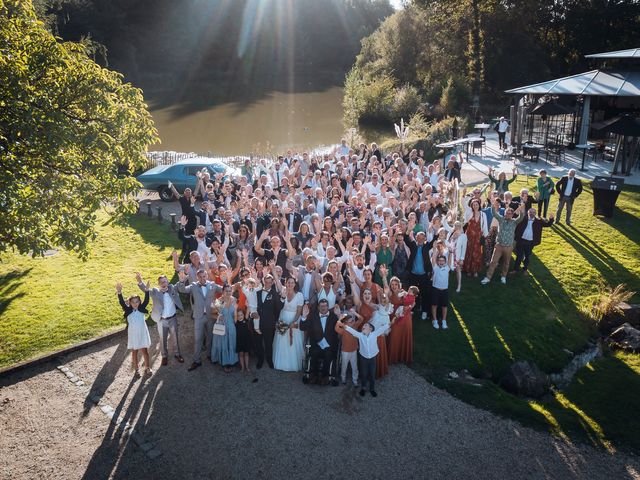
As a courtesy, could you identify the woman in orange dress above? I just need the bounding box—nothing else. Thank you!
[383,268,414,364]
[351,282,389,379]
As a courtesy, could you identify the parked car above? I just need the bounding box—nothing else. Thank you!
[137,157,239,202]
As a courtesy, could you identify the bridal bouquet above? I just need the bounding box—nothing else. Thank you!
[276,321,290,335]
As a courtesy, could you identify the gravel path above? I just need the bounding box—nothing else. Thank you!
[1,316,639,480]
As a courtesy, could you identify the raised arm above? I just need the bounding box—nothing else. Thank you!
[115,282,127,312]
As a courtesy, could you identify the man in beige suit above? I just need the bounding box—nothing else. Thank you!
[178,269,222,371]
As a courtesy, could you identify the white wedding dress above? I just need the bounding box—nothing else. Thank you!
[272,292,305,372]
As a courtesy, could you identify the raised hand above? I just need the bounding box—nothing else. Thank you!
[145,280,151,292]
[171,250,178,260]
[135,272,143,284]
[115,282,122,294]
[180,215,188,227]
[333,305,341,316]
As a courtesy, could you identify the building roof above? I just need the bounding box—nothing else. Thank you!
[585,48,640,59]
[505,70,640,97]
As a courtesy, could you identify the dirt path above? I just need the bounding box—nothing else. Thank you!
[1,317,639,480]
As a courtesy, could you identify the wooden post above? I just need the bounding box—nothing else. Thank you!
[156,206,163,222]
[146,201,153,217]
[169,213,177,231]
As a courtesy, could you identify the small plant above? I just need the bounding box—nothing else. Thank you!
[581,282,635,325]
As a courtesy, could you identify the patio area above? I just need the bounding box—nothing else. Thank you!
[458,131,640,186]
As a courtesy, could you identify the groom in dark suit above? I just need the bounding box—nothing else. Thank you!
[300,299,340,386]
[255,274,281,369]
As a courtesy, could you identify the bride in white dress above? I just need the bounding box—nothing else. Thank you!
[272,276,305,371]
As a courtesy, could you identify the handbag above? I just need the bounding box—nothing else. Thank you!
[213,321,226,336]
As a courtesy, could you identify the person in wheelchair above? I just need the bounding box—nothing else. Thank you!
[300,299,340,386]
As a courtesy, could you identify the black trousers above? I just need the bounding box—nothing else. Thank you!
[309,345,337,378]
[409,273,431,314]
[253,328,275,367]
[537,198,550,218]
[514,240,534,271]
[498,131,506,148]
[358,354,377,391]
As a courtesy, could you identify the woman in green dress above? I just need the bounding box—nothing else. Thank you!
[374,233,394,287]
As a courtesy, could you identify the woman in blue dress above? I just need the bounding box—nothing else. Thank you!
[211,284,238,372]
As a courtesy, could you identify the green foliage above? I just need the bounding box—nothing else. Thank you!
[344,1,640,125]
[440,76,471,116]
[0,0,159,258]
[391,84,423,121]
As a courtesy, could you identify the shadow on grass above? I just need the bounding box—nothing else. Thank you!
[0,268,31,318]
[121,214,181,255]
[553,224,637,287]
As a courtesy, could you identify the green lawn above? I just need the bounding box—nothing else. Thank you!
[1,180,639,452]
[0,213,179,368]
[413,179,640,452]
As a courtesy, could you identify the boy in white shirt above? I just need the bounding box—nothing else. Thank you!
[431,253,451,330]
[337,320,390,398]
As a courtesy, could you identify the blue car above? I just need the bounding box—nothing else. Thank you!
[137,158,239,202]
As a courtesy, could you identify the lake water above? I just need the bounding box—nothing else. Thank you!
[150,87,345,156]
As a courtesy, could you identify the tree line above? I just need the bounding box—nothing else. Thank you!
[344,0,640,126]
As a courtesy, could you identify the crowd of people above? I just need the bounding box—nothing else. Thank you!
[116,141,583,397]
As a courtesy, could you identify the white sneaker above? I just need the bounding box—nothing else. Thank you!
[480,277,490,285]
[421,312,428,320]
[432,320,440,329]
[442,320,448,329]
[500,276,507,284]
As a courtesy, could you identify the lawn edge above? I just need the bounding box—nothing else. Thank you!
[0,325,127,378]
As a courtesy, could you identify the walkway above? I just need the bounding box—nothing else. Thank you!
[459,132,640,186]
[1,319,639,479]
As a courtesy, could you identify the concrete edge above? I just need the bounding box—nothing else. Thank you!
[0,326,127,378]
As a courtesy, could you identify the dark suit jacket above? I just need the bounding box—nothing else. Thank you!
[117,291,149,320]
[444,167,461,183]
[300,311,339,350]
[285,212,302,232]
[257,286,282,332]
[556,176,583,199]
[406,237,434,277]
[178,228,214,260]
[515,217,554,247]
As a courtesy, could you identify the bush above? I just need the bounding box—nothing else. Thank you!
[440,75,471,116]
[390,84,422,121]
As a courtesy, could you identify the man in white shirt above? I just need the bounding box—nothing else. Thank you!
[137,273,185,366]
[513,208,554,273]
[497,116,510,149]
[555,169,583,226]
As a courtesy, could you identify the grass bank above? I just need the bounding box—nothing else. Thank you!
[412,179,640,452]
[0,213,179,369]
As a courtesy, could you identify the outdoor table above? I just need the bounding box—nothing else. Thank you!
[522,144,543,162]
[474,123,491,138]
[436,137,484,163]
[575,143,596,171]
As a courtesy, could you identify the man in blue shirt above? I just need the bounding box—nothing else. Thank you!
[406,230,433,320]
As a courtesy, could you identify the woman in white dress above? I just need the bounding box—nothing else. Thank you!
[272,276,305,371]
[116,280,152,377]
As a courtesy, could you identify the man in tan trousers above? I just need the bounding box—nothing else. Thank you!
[481,197,525,285]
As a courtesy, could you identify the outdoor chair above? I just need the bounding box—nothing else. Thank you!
[472,140,483,158]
